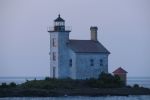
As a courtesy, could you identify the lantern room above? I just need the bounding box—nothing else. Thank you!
[54,14,65,31]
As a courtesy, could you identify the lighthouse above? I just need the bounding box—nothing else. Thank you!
[48,14,71,78]
[48,15,110,79]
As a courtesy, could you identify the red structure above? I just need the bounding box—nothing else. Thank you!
[113,67,127,85]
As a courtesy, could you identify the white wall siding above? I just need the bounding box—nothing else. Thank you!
[58,32,70,78]
[75,53,108,79]
[69,49,76,79]
[50,32,59,78]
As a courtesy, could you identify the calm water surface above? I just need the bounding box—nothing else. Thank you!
[0,96,150,100]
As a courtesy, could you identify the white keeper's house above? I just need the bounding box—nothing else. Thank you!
[48,15,110,79]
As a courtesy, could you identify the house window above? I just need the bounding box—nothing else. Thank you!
[69,59,72,67]
[90,59,94,66]
[52,38,56,47]
[53,67,56,78]
[100,59,103,66]
[52,52,56,61]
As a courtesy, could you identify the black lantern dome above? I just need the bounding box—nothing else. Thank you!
[54,14,65,22]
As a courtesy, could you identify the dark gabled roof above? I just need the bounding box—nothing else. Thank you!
[54,14,65,22]
[113,67,128,74]
[68,40,110,53]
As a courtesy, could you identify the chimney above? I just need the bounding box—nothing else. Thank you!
[90,26,98,41]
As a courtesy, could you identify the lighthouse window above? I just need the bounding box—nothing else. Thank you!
[52,38,56,47]
[90,59,94,66]
[53,67,56,78]
[100,59,103,66]
[52,52,56,61]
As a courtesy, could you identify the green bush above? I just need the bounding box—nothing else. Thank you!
[133,84,139,88]
[0,82,7,88]
[9,82,17,87]
[45,77,51,80]
[97,72,123,88]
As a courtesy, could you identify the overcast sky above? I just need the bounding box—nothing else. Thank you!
[0,0,150,77]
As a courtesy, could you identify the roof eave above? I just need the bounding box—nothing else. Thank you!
[74,52,110,54]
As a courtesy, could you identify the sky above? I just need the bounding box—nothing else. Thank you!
[0,0,150,77]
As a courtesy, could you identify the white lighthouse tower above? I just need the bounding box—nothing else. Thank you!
[48,15,71,78]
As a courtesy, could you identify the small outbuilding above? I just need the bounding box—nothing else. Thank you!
[113,67,128,85]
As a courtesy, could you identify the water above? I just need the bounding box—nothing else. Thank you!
[0,96,150,100]
[0,77,150,100]
[127,77,150,88]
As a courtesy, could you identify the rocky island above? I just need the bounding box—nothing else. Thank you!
[0,73,150,97]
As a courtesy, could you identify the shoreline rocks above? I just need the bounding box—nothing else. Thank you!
[0,87,150,97]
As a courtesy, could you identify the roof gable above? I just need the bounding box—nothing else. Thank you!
[113,67,127,74]
[68,40,110,53]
